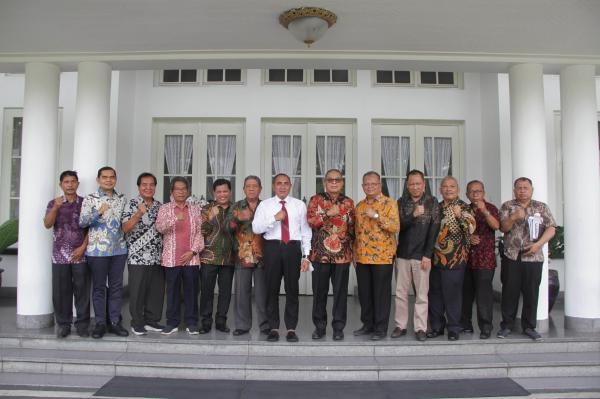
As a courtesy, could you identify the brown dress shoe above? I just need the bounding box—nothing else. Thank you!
[390,327,407,338]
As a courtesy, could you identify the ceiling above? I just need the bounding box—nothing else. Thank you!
[1,0,599,73]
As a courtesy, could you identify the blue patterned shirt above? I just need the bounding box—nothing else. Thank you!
[79,188,128,257]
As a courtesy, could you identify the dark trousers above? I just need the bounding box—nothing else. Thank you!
[52,262,90,328]
[88,255,127,325]
[500,257,543,331]
[461,268,495,333]
[263,240,302,330]
[312,262,350,332]
[234,265,269,332]
[428,266,466,334]
[165,266,200,327]
[128,264,165,328]
[200,264,235,328]
[355,263,393,334]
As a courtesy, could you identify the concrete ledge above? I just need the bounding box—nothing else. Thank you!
[565,316,600,332]
[16,313,53,329]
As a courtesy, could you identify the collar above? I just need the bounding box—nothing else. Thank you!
[96,188,120,198]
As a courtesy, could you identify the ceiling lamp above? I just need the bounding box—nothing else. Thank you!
[279,7,337,47]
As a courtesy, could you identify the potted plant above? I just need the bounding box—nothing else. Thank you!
[0,219,19,288]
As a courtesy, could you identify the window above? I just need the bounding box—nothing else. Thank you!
[418,71,458,87]
[1,110,22,220]
[375,70,413,85]
[265,69,306,83]
[373,122,461,198]
[155,119,243,203]
[264,69,355,85]
[312,69,351,84]
[160,69,200,84]
[205,69,244,84]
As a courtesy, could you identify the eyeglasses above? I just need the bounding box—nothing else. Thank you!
[468,190,484,194]
[326,178,343,183]
[362,183,380,187]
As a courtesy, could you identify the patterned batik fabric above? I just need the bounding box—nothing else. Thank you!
[467,201,499,270]
[434,199,476,269]
[122,196,162,265]
[354,194,400,265]
[46,196,86,264]
[307,192,355,264]
[200,201,235,266]
[225,198,264,268]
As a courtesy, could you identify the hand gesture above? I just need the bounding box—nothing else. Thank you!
[365,207,377,219]
[301,258,311,272]
[53,196,64,209]
[421,256,431,271]
[98,202,109,216]
[179,251,194,265]
[274,209,286,221]
[209,205,219,219]
[71,245,86,263]
[237,207,252,221]
[470,234,481,245]
[413,204,425,218]
[452,204,462,219]
[510,206,526,221]
[475,200,487,211]
[326,204,340,217]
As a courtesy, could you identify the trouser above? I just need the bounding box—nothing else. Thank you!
[500,257,543,331]
[394,258,430,332]
[355,263,393,334]
[52,262,90,328]
[461,267,495,333]
[263,240,302,330]
[428,266,466,334]
[88,255,127,325]
[165,265,200,327]
[128,264,165,328]
[312,262,350,332]
[233,265,269,332]
[200,264,235,328]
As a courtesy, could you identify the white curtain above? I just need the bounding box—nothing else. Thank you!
[381,136,401,199]
[164,135,193,174]
[272,135,302,198]
[316,136,345,174]
[207,135,236,176]
[435,137,452,176]
[424,137,433,194]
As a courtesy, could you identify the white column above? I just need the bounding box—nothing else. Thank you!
[508,63,550,331]
[16,63,60,328]
[560,65,600,332]
[73,62,112,193]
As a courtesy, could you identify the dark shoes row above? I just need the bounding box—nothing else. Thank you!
[266,329,299,342]
[311,328,344,341]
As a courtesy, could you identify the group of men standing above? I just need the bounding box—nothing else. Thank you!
[45,165,555,343]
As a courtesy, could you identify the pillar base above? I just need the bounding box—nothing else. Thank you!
[565,316,600,333]
[536,318,549,333]
[16,313,54,329]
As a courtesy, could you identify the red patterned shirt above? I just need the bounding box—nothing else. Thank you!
[467,201,499,270]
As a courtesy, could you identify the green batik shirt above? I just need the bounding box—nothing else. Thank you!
[199,201,235,266]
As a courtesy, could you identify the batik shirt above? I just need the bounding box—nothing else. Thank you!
[467,201,499,269]
[200,201,235,266]
[122,196,162,265]
[354,194,400,265]
[79,189,128,257]
[225,198,264,268]
[155,201,204,267]
[46,195,86,264]
[307,192,355,264]
[499,199,556,262]
[434,199,476,269]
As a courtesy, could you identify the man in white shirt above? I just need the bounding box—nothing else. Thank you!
[252,173,312,342]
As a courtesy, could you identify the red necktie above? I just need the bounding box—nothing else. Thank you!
[280,200,290,244]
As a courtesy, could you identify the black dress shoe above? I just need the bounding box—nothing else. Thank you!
[92,324,106,339]
[267,330,279,342]
[260,328,271,335]
[76,326,90,338]
[390,327,407,338]
[333,330,344,341]
[199,326,211,334]
[415,330,427,342]
[370,331,386,341]
[426,329,444,339]
[353,326,374,336]
[311,329,325,339]
[108,322,129,337]
[232,329,249,336]
[461,325,474,333]
[286,330,299,342]
[448,331,459,341]
[216,324,230,333]
[479,331,491,339]
[57,325,71,338]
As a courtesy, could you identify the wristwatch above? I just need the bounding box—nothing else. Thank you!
[373,213,379,219]
[192,251,198,256]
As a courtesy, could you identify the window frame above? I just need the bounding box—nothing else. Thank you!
[203,68,246,85]
[372,70,414,86]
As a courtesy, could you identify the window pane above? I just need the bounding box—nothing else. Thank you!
[382,177,400,199]
[10,158,20,197]
[9,199,19,220]
[206,176,215,200]
[287,69,304,82]
[293,135,302,175]
[207,135,216,174]
[434,137,452,176]
[377,70,393,84]
[225,69,242,81]
[268,69,285,82]
[438,72,454,85]
[12,118,22,156]
[313,69,330,82]
[163,70,179,82]
[332,69,348,82]
[164,135,193,175]
[394,70,411,84]
[420,71,437,84]
[206,69,223,82]
[316,136,324,175]
[180,69,197,82]
[316,177,324,195]
[163,177,172,203]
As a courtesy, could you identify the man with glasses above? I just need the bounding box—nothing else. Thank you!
[252,173,312,343]
[460,180,499,339]
[307,169,355,341]
[353,171,400,341]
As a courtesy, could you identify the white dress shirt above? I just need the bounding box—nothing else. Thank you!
[252,195,312,256]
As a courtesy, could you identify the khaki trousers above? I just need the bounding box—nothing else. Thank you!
[394,258,430,332]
